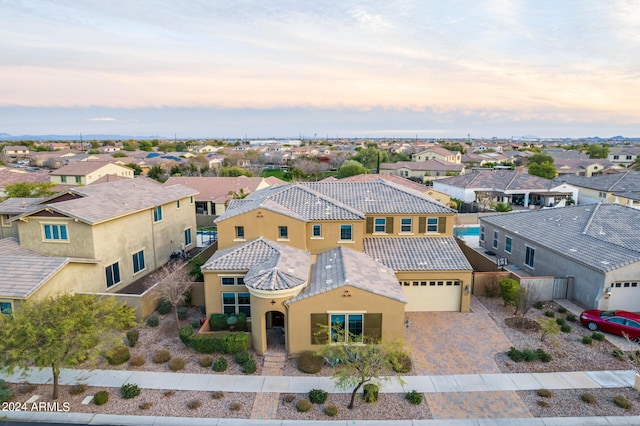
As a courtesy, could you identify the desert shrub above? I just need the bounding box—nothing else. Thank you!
[177,306,188,320]
[613,348,625,359]
[566,313,577,322]
[169,357,185,371]
[522,348,539,362]
[509,347,550,362]
[229,402,242,412]
[211,391,224,399]
[164,390,175,397]
[235,312,248,331]
[199,355,213,368]
[69,384,87,395]
[146,315,159,327]
[544,310,555,317]
[235,351,251,365]
[282,393,296,404]
[537,388,553,398]
[191,319,201,329]
[17,383,36,394]
[212,357,228,372]
[129,355,146,367]
[499,278,520,307]
[536,349,552,363]
[296,399,311,412]
[93,391,109,405]
[406,390,423,405]
[297,350,324,374]
[189,332,248,354]
[242,359,257,374]
[0,379,13,403]
[614,395,632,409]
[106,345,131,365]
[537,400,550,407]
[582,336,593,345]
[391,351,412,373]
[560,324,571,333]
[158,299,172,315]
[507,347,524,362]
[153,349,171,364]
[555,318,565,326]
[363,383,379,404]
[534,301,545,309]
[558,307,567,314]
[126,330,139,347]
[324,404,339,417]
[581,392,597,404]
[309,388,328,404]
[139,401,153,410]
[121,383,141,399]
[179,325,194,345]
[592,332,605,341]
[187,399,202,410]
[210,314,228,331]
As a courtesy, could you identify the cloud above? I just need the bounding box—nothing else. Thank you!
[89,117,116,122]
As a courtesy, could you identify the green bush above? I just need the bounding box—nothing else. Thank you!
[296,399,311,412]
[242,359,257,374]
[199,355,213,368]
[189,332,248,354]
[566,313,577,322]
[309,388,328,404]
[537,388,553,398]
[558,307,567,314]
[210,314,228,331]
[177,306,188,320]
[179,325,194,345]
[536,349,552,363]
[158,300,172,315]
[297,350,324,374]
[509,347,550,362]
[534,301,545,309]
[560,324,571,333]
[363,383,379,404]
[153,349,171,364]
[614,395,631,409]
[499,278,520,307]
[93,390,108,405]
[129,355,146,367]
[126,329,139,347]
[544,310,555,317]
[212,357,228,372]
[106,345,131,365]
[406,390,423,405]
[0,379,13,403]
[592,332,605,341]
[69,384,87,395]
[522,348,539,362]
[581,392,597,404]
[507,347,524,362]
[324,404,339,417]
[391,351,412,374]
[555,318,565,326]
[235,352,251,365]
[146,315,159,327]
[191,319,201,329]
[169,357,185,371]
[121,383,141,399]
[582,336,593,345]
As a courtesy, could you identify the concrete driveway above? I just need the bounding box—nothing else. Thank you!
[404,296,512,375]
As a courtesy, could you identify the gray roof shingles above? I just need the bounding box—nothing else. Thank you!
[364,237,473,271]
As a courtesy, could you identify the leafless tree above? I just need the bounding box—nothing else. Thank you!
[515,283,543,321]
[149,261,195,333]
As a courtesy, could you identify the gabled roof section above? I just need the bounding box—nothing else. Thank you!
[288,246,407,304]
[437,171,559,191]
[163,176,286,204]
[49,160,126,176]
[12,177,197,225]
[557,170,640,192]
[364,237,472,271]
[0,197,46,215]
[480,203,640,272]
[201,237,281,271]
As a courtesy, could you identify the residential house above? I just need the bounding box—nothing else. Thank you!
[0,178,197,313]
[49,161,134,186]
[202,180,473,354]
[2,145,29,159]
[412,147,461,163]
[0,168,51,199]
[380,159,464,184]
[339,174,452,206]
[557,170,640,208]
[554,158,612,177]
[608,147,640,167]
[479,204,640,311]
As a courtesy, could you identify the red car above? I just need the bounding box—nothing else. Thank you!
[580,310,640,341]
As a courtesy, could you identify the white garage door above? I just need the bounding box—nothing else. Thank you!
[609,282,640,312]
[401,280,462,312]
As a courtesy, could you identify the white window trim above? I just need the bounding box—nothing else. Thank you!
[41,222,70,243]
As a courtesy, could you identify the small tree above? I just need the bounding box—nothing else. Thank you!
[0,294,135,400]
[5,182,56,198]
[499,278,520,308]
[150,262,195,333]
[336,160,369,178]
[538,318,560,342]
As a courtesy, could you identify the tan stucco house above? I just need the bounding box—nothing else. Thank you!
[49,160,134,185]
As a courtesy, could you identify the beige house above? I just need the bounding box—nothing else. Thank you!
[412,147,461,163]
[2,145,29,158]
[49,161,134,185]
[202,179,473,355]
[0,178,198,314]
[380,159,464,184]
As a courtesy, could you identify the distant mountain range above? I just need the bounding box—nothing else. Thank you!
[0,133,165,141]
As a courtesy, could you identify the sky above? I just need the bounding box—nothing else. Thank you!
[1,0,640,139]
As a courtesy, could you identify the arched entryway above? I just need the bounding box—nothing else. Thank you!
[265,310,285,350]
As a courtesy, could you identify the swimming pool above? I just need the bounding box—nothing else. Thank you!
[454,225,480,237]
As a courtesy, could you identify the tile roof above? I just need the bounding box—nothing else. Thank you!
[436,170,560,191]
[163,176,285,204]
[557,170,640,192]
[48,160,125,176]
[0,197,45,214]
[288,246,407,304]
[364,237,473,271]
[340,174,436,196]
[480,203,640,272]
[14,177,197,225]
[380,159,464,172]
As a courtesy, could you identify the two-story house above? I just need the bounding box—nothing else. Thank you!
[412,147,462,163]
[49,160,134,186]
[557,171,640,208]
[201,179,472,355]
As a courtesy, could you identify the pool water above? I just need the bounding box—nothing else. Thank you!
[454,226,480,237]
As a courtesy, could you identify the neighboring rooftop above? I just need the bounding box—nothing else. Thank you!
[163,176,286,205]
[364,237,473,271]
[436,170,562,191]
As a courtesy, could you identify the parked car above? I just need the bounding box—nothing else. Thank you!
[580,310,640,341]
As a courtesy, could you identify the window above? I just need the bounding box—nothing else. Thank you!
[61,176,67,183]
[222,292,251,317]
[312,224,322,237]
[374,218,386,233]
[0,301,11,316]
[340,224,352,241]
[278,226,288,239]
[613,155,619,160]
[400,218,412,233]
[196,201,208,215]
[492,231,498,249]
[189,196,194,204]
[525,246,535,268]
[221,276,245,286]
[43,224,68,241]
[480,225,485,242]
[176,199,181,209]
[184,228,192,246]
[427,217,438,232]
[330,313,364,343]
[106,262,121,288]
[505,236,512,253]
[627,155,633,160]
[75,176,82,183]
[235,226,245,239]
[153,206,163,222]
[132,250,145,274]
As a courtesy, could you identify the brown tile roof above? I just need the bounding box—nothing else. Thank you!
[49,160,125,176]
[163,176,285,204]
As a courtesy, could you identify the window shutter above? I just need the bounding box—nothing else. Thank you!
[310,313,328,344]
[386,217,394,233]
[438,217,446,233]
[363,313,382,343]
[418,217,426,234]
[366,217,373,234]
